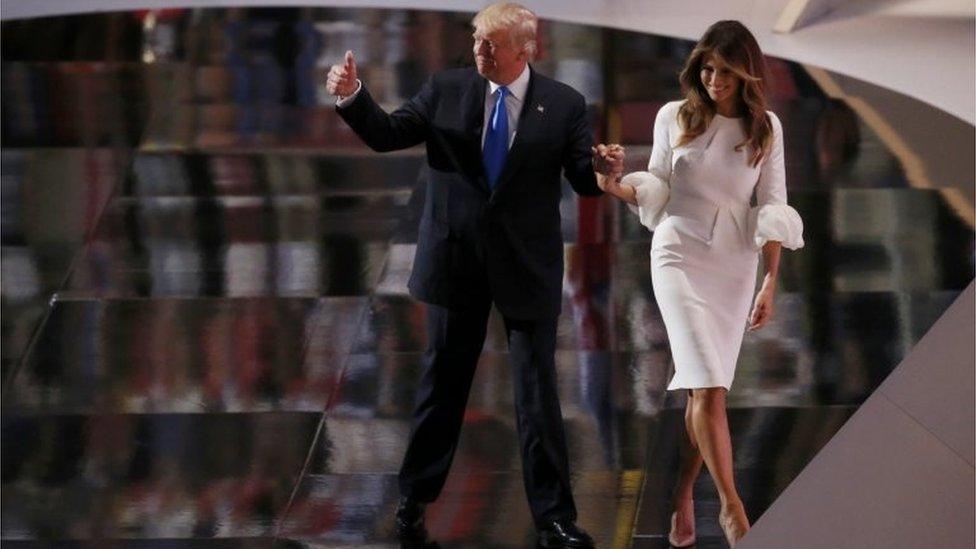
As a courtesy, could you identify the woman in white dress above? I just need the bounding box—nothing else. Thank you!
[594,21,804,546]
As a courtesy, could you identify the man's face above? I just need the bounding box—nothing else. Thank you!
[473,26,526,83]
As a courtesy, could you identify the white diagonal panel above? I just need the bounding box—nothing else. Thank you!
[741,283,976,548]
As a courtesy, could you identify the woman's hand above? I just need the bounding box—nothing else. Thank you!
[749,242,782,331]
[592,143,624,179]
[747,282,775,331]
[592,144,636,203]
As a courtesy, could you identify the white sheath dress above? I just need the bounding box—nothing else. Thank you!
[624,100,804,390]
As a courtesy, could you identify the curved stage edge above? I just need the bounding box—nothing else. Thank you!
[2,0,974,125]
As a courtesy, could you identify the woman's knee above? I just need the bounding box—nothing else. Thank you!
[690,387,726,413]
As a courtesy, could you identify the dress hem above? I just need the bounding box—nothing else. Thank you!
[666,380,732,391]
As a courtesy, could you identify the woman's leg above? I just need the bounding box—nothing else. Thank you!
[690,387,749,543]
[671,391,703,537]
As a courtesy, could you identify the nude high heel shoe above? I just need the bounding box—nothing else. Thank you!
[718,505,749,547]
[668,504,696,547]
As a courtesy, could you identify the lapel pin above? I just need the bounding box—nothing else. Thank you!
[536,104,544,113]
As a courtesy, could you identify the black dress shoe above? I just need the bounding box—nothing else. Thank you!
[395,496,428,541]
[537,519,595,548]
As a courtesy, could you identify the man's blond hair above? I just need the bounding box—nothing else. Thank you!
[472,2,538,59]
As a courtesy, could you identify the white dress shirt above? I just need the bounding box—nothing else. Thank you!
[336,64,531,151]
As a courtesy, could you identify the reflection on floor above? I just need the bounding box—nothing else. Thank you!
[2,7,973,549]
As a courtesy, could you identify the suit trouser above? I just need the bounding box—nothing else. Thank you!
[397,298,577,524]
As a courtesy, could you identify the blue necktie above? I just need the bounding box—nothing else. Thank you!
[483,86,509,189]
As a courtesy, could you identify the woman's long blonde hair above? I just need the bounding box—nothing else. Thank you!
[676,20,772,167]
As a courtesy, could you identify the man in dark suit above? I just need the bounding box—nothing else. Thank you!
[326,3,620,547]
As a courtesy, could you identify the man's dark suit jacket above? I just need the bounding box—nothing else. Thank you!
[338,66,601,319]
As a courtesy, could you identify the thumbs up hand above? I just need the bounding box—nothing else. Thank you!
[326,50,359,97]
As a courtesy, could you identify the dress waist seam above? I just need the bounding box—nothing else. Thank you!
[663,195,752,244]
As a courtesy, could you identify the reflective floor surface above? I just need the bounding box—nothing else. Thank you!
[2,7,974,548]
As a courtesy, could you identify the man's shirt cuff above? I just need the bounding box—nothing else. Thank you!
[335,80,363,108]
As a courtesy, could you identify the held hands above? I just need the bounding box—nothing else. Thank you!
[592,143,624,180]
[326,50,358,97]
[592,144,637,204]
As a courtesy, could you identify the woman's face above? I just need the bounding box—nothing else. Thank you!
[700,53,741,109]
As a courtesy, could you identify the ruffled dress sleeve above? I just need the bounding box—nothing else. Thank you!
[626,102,675,231]
[751,112,804,250]
[624,171,668,230]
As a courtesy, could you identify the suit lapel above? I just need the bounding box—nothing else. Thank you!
[462,73,491,194]
[491,67,547,198]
